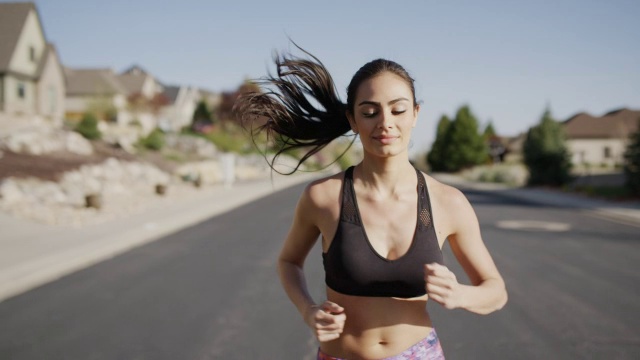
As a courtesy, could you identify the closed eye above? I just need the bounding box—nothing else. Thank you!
[392,110,407,115]
[362,112,378,118]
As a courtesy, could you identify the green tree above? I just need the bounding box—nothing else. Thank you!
[523,108,572,186]
[441,105,487,172]
[623,118,640,195]
[75,112,101,140]
[191,100,213,130]
[483,121,496,140]
[426,115,451,171]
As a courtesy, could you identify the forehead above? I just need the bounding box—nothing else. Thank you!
[355,72,413,103]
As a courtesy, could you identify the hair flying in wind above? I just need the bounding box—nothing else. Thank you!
[235,45,353,174]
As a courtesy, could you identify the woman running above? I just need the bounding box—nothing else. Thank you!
[237,47,507,360]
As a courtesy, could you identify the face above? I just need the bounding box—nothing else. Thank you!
[347,71,419,159]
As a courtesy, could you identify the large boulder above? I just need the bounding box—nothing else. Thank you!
[1,127,93,156]
[164,134,218,158]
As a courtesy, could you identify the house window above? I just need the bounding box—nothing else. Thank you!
[17,83,25,99]
[29,46,35,62]
[603,147,611,159]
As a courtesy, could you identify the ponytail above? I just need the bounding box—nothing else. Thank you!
[235,46,354,174]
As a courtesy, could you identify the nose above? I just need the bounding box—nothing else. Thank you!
[378,109,393,129]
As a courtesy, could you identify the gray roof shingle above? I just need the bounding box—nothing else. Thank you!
[564,108,640,139]
[117,72,146,95]
[0,2,37,72]
[65,68,127,96]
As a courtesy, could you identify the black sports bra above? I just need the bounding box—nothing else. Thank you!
[322,166,443,298]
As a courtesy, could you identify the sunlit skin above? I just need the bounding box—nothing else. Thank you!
[278,71,507,359]
[347,72,418,163]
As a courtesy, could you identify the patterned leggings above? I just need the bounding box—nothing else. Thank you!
[317,328,445,360]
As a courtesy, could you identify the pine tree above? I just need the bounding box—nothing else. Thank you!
[523,108,572,186]
[426,115,451,171]
[483,121,496,140]
[623,118,640,195]
[191,100,213,130]
[441,105,487,172]
[484,121,503,163]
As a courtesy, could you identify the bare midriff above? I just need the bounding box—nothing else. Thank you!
[320,287,434,359]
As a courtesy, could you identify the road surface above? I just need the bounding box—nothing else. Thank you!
[0,184,638,359]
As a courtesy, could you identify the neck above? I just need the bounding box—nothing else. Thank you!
[356,153,415,193]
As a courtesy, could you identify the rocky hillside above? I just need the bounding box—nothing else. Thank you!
[0,125,298,226]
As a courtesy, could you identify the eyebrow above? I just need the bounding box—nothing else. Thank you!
[357,98,410,107]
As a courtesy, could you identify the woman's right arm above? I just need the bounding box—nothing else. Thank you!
[278,184,346,342]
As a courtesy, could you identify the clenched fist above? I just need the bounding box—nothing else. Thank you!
[305,301,347,342]
[424,263,463,310]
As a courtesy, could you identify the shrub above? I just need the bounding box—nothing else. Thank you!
[139,128,165,151]
[465,164,528,187]
[75,112,101,140]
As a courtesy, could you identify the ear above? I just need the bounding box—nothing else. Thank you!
[346,111,358,134]
[412,104,420,128]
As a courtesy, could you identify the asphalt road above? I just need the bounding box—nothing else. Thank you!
[0,184,639,359]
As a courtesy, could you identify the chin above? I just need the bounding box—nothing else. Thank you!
[361,140,409,158]
[367,147,407,159]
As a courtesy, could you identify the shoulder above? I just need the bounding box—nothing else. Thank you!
[299,170,346,211]
[420,172,467,204]
[420,171,475,218]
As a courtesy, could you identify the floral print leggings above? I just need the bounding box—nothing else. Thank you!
[317,328,445,360]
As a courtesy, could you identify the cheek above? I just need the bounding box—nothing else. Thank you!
[401,116,417,130]
[354,118,374,132]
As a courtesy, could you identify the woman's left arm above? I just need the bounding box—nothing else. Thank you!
[425,187,508,315]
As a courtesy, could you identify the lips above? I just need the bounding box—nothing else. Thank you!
[373,135,399,144]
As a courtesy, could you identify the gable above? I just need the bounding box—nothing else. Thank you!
[36,43,64,82]
[0,3,46,78]
[117,66,164,98]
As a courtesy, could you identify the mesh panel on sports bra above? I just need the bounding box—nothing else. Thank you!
[417,168,433,230]
[419,208,432,229]
[340,191,359,224]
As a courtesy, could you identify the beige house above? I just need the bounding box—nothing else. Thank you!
[563,108,640,168]
[64,67,131,125]
[116,65,166,133]
[118,65,164,99]
[0,2,65,126]
[199,88,222,111]
[160,85,201,132]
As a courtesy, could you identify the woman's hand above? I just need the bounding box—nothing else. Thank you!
[305,301,346,342]
[424,263,464,310]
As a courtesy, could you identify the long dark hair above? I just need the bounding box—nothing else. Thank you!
[235,44,417,174]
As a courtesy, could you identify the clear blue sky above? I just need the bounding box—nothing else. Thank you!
[18,0,640,154]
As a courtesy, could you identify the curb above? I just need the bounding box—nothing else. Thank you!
[432,174,640,226]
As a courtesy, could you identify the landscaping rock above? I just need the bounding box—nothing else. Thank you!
[1,127,93,156]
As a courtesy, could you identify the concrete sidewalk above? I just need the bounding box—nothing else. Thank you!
[0,173,318,303]
[433,173,640,227]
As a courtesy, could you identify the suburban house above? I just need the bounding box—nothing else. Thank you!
[563,108,640,168]
[64,67,131,125]
[199,88,222,112]
[0,2,65,126]
[116,65,167,133]
[160,85,200,132]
